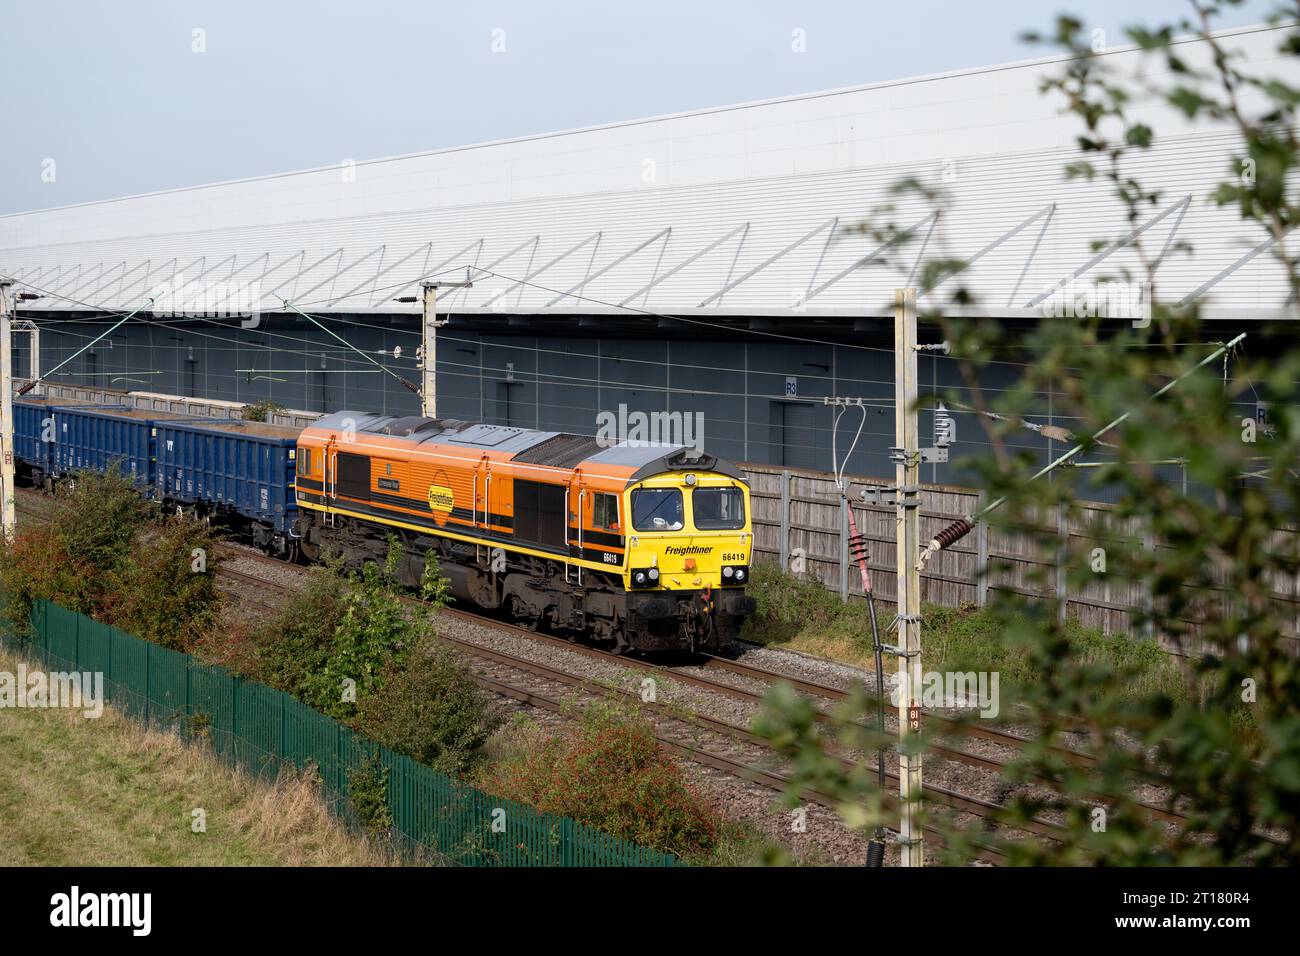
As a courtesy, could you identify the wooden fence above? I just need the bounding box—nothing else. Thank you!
[741,462,1300,644]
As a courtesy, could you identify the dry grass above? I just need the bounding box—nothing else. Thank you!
[0,646,400,866]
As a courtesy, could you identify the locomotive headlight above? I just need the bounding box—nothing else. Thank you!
[722,566,734,579]
[734,567,748,583]
[633,570,648,586]
[684,474,697,486]
[648,567,659,581]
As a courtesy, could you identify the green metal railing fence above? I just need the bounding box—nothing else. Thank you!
[3,599,680,867]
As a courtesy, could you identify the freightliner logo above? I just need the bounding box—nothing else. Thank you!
[427,485,455,513]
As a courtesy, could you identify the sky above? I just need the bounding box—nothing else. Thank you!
[0,0,1278,215]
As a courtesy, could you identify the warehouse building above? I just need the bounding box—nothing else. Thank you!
[0,24,1290,483]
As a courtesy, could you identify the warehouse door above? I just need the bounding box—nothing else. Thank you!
[771,401,818,470]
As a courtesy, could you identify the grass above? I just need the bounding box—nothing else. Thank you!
[0,646,398,866]
[739,560,1191,705]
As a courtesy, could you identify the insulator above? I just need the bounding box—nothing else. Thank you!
[932,518,974,550]
[849,532,869,561]
[866,838,886,867]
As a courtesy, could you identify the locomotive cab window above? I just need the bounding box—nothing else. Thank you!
[631,488,683,531]
[297,448,312,476]
[693,487,745,530]
[593,492,620,530]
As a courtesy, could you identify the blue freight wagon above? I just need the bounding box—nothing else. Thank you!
[46,405,160,491]
[153,418,302,558]
[12,396,96,483]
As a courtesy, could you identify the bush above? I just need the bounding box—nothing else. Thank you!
[241,400,285,423]
[0,469,224,643]
[52,469,152,570]
[739,559,844,645]
[476,705,721,857]
[347,754,393,834]
[0,521,87,631]
[251,563,349,696]
[101,518,222,650]
[301,549,413,719]
[356,636,496,775]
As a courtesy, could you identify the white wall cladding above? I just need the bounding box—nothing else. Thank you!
[2,24,1294,319]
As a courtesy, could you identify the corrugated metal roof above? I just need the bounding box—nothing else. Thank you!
[2,24,1293,319]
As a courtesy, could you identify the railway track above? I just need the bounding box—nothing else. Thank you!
[218,545,1242,849]
[224,544,1187,831]
[13,487,1231,860]
[215,544,1021,863]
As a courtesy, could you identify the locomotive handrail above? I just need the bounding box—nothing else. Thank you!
[578,489,586,552]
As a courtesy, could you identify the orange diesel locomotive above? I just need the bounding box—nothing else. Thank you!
[292,411,756,653]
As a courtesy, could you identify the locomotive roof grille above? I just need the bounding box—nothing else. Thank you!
[510,433,604,468]
[379,416,454,437]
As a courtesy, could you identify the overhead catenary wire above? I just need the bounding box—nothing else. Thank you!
[16,272,1223,469]
[19,276,1098,413]
[8,271,1264,478]
[915,332,1250,570]
[277,296,420,394]
[15,297,156,396]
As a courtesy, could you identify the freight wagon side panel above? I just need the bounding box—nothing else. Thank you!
[13,400,54,473]
[155,421,298,532]
[50,406,153,489]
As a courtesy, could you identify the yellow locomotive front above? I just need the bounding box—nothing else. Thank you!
[621,471,756,652]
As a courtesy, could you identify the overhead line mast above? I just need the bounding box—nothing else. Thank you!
[1,282,14,541]
[392,278,473,418]
[892,288,924,867]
